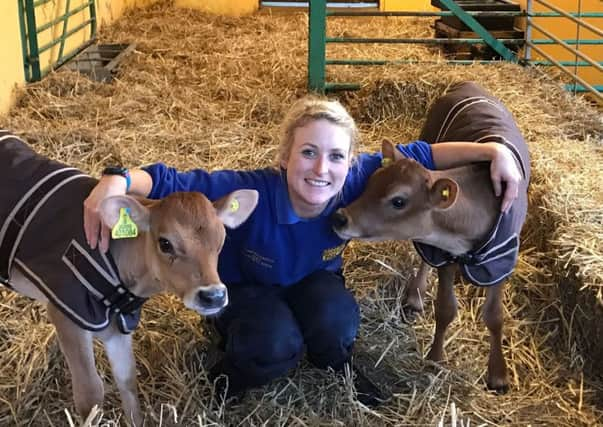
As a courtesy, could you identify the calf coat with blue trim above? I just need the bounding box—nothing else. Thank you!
[415,82,531,287]
[0,131,145,333]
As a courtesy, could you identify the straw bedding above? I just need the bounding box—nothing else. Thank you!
[1,2,602,425]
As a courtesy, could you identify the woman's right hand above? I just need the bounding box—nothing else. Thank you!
[84,175,128,253]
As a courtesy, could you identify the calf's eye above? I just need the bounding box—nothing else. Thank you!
[390,197,407,210]
[158,237,174,255]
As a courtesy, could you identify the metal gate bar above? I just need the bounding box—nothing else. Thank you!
[331,10,602,17]
[535,0,602,36]
[326,37,524,44]
[525,0,602,102]
[18,0,97,82]
[529,21,602,72]
[527,42,602,99]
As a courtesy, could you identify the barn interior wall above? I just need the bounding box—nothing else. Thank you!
[0,1,25,119]
[381,0,436,12]
[0,0,259,117]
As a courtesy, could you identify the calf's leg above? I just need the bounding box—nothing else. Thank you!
[405,261,430,316]
[426,264,457,362]
[100,325,142,426]
[482,283,509,393]
[47,304,104,419]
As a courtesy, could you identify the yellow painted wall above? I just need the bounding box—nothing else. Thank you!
[175,0,258,16]
[382,0,436,12]
[97,0,159,26]
[0,1,25,119]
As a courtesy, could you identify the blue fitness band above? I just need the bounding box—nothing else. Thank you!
[102,167,131,192]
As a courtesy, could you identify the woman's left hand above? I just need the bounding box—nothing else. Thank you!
[489,144,522,213]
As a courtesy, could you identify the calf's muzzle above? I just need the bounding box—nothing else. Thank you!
[330,210,349,230]
[192,284,228,316]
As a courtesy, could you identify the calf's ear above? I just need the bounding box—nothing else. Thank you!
[99,195,151,231]
[381,139,404,163]
[430,178,458,210]
[214,189,259,229]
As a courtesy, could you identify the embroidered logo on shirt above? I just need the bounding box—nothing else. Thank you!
[243,248,275,269]
[322,244,345,261]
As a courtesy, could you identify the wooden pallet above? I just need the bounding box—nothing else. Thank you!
[431,0,520,31]
[434,20,524,60]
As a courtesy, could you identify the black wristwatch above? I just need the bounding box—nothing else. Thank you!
[102,166,131,191]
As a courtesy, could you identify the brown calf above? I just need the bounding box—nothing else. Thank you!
[332,82,530,393]
[0,133,258,425]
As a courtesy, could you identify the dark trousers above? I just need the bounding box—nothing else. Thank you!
[212,270,359,391]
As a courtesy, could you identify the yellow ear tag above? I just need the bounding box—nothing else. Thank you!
[381,157,392,168]
[441,188,450,199]
[229,198,240,213]
[111,207,138,239]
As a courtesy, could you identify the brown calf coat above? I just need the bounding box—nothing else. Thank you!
[333,81,530,392]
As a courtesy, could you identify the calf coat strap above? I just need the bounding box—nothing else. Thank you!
[414,212,520,287]
[0,133,146,333]
[61,240,147,333]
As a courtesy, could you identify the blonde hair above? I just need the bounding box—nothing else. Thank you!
[277,95,359,167]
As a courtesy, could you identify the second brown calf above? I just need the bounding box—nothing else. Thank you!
[0,132,259,424]
[332,82,530,393]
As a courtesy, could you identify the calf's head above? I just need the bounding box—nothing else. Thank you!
[332,141,458,241]
[99,190,259,316]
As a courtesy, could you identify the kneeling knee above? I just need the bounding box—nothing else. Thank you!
[262,328,304,363]
[226,321,304,382]
[308,297,360,341]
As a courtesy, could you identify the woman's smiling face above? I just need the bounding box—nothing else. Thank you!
[281,118,352,218]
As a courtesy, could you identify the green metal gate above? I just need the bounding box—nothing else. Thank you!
[18,0,97,82]
[308,0,521,92]
[308,0,603,103]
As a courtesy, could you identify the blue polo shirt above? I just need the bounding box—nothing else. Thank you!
[143,141,433,287]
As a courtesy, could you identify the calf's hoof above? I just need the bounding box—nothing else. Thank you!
[486,362,509,394]
[401,305,422,323]
[486,379,509,395]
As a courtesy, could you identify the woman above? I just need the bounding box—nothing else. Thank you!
[84,95,521,402]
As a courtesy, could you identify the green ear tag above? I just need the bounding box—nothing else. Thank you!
[111,207,138,239]
[381,157,392,168]
[230,198,240,213]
